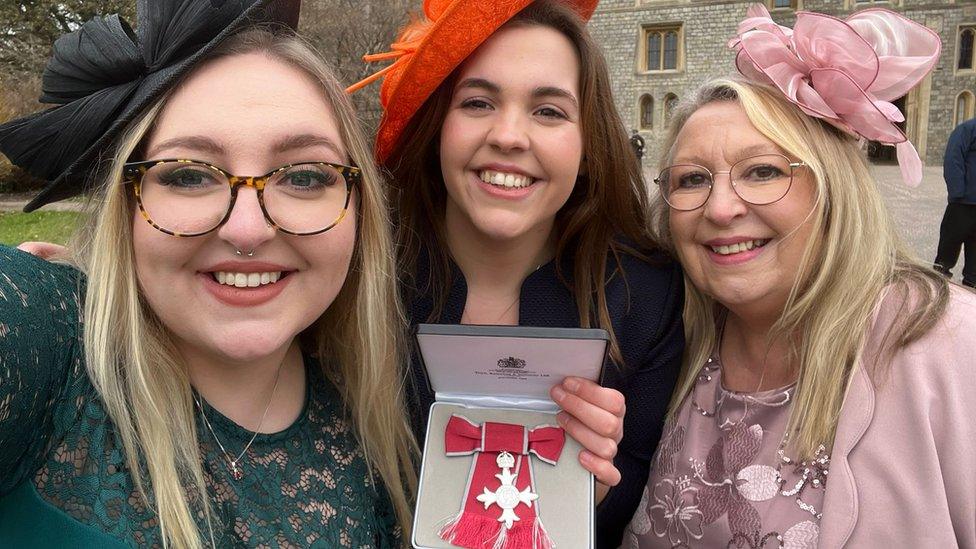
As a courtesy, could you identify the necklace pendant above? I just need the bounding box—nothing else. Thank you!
[230,461,244,481]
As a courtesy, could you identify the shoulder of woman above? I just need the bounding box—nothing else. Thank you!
[862,284,976,404]
[0,245,83,314]
[607,242,681,287]
[604,244,684,356]
[605,244,682,308]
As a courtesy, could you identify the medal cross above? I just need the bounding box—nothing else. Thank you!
[476,451,538,529]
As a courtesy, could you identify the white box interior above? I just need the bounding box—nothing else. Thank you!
[411,325,608,549]
[412,402,593,548]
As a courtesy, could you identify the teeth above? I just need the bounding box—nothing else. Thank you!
[479,170,533,189]
[710,239,769,256]
[212,271,284,288]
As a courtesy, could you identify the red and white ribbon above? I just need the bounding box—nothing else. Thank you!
[438,415,565,549]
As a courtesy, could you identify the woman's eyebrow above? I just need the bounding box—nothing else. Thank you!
[144,134,344,160]
[674,144,781,165]
[146,136,223,158]
[533,86,578,108]
[456,77,501,94]
[271,134,344,157]
[457,78,578,109]
[734,144,780,158]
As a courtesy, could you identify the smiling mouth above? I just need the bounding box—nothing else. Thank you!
[211,271,291,288]
[708,239,770,256]
[478,169,536,189]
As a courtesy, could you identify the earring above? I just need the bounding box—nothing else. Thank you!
[235,249,255,257]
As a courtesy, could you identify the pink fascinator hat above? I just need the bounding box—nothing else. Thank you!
[729,5,941,187]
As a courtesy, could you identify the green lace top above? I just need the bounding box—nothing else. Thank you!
[0,246,400,548]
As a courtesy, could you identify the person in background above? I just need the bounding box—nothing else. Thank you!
[0,1,414,546]
[623,6,975,548]
[631,129,646,161]
[349,1,684,546]
[934,116,976,288]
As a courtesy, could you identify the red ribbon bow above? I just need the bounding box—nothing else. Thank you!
[444,415,565,465]
[439,415,563,549]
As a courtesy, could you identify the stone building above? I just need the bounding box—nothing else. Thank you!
[589,0,976,169]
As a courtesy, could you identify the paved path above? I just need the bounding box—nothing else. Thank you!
[0,193,83,212]
[874,164,952,279]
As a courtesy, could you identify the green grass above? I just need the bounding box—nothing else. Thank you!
[0,211,83,246]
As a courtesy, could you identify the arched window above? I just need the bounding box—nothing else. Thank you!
[960,27,975,71]
[956,91,976,125]
[643,25,683,72]
[640,95,654,130]
[663,32,679,70]
[664,93,679,127]
[646,33,661,71]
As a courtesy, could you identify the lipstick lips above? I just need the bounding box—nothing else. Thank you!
[199,261,295,307]
[201,271,292,307]
[702,238,772,266]
[470,170,540,201]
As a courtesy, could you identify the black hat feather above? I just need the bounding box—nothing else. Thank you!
[0,0,300,212]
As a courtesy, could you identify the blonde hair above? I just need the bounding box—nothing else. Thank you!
[653,77,949,459]
[68,29,416,548]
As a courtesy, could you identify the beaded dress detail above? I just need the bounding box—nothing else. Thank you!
[0,247,398,548]
[620,354,830,549]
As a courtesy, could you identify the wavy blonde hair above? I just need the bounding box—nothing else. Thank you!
[652,77,949,460]
[67,29,416,548]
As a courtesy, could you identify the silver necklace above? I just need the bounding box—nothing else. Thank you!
[193,358,286,481]
[460,262,544,325]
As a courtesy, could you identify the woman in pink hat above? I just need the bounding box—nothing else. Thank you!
[351,0,684,546]
[621,6,976,548]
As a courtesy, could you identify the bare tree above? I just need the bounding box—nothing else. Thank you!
[0,1,135,75]
[300,0,419,134]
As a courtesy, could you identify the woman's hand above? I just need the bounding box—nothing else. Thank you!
[17,241,66,260]
[550,376,625,503]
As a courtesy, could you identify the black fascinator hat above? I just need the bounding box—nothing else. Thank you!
[0,0,301,212]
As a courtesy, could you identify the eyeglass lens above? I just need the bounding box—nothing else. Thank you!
[137,162,349,234]
[659,154,795,210]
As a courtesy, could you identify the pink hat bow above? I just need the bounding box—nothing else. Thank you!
[729,5,941,186]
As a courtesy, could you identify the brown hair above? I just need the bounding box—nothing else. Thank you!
[385,0,662,363]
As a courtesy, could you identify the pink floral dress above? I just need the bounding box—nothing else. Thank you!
[620,355,830,549]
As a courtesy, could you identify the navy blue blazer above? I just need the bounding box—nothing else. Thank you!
[405,247,684,548]
[945,118,976,204]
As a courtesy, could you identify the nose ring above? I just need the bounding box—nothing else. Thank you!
[235,249,255,257]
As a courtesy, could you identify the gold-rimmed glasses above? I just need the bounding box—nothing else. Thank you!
[655,153,806,211]
[122,159,360,237]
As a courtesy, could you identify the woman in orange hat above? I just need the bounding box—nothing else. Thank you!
[351,1,684,546]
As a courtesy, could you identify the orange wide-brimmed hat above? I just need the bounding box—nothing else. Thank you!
[347,0,599,163]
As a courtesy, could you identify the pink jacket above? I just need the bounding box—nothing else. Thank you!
[820,286,976,548]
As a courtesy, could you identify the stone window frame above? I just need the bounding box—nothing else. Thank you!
[767,0,802,10]
[956,91,975,126]
[639,94,655,130]
[845,0,900,8]
[638,23,684,74]
[957,24,976,74]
